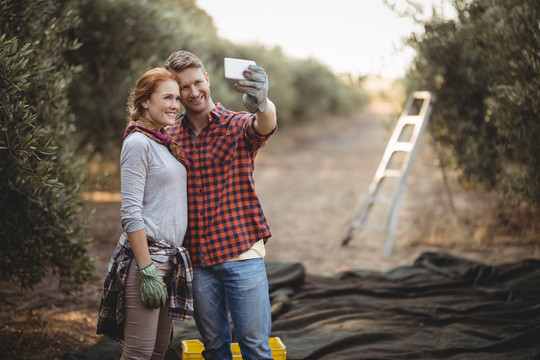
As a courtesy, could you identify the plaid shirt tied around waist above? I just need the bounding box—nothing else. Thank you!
[167,104,276,267]
[96,233,194,342]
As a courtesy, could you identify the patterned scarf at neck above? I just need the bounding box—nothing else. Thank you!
[123,117,191,168]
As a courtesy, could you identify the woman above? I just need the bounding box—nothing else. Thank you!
[97,68,193,359]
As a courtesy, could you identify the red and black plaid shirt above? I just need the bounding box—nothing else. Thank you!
[167,103,276,267]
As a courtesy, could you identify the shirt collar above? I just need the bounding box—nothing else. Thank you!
[181,103,225,130]
[210,103,225,120]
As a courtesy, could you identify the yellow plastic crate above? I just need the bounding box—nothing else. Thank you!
[182,337,286,359]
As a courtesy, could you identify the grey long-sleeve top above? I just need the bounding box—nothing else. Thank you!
[120,132,188,249]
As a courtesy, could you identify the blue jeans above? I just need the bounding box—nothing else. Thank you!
[192,258,272,360]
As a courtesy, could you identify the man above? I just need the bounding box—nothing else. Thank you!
[165,51,277,360]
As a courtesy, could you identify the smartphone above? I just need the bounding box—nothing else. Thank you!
[224,57,256,80]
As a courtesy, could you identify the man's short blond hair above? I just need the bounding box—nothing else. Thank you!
[165,50,206,73]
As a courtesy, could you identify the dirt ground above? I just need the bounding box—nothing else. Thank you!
[1,90,539,359]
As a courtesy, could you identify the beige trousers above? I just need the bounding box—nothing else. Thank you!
[121,259,173,360]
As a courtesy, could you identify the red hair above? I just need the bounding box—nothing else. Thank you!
[127,68,177,124]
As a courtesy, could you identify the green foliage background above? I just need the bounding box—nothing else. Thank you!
[404,0,540,207]
[66,0,368,153]
[1,0,94,291]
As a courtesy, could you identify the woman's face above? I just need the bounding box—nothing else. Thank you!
[142,79,181,127]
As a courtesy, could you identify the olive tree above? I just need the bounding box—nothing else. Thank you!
[0,0,94,291]
[405,0,540,207]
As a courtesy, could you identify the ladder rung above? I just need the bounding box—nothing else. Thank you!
[399,115,422,125]
[390,142,413,153]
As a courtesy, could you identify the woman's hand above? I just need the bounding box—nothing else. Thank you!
[137,262,168,309]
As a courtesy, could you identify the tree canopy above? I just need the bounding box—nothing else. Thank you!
[404,0,540,207]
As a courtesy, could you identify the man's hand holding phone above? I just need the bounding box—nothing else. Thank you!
[224,58,268,113]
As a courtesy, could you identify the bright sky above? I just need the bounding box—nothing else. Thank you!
[196,0,451,79]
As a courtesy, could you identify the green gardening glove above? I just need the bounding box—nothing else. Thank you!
[136,262,168,309]
[234,64,268,113]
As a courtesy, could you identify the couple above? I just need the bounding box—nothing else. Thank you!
[97,50,277,360]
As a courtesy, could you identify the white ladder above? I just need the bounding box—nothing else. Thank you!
[342,91,435,254]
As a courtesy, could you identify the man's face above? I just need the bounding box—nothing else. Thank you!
[173,67,213,115]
